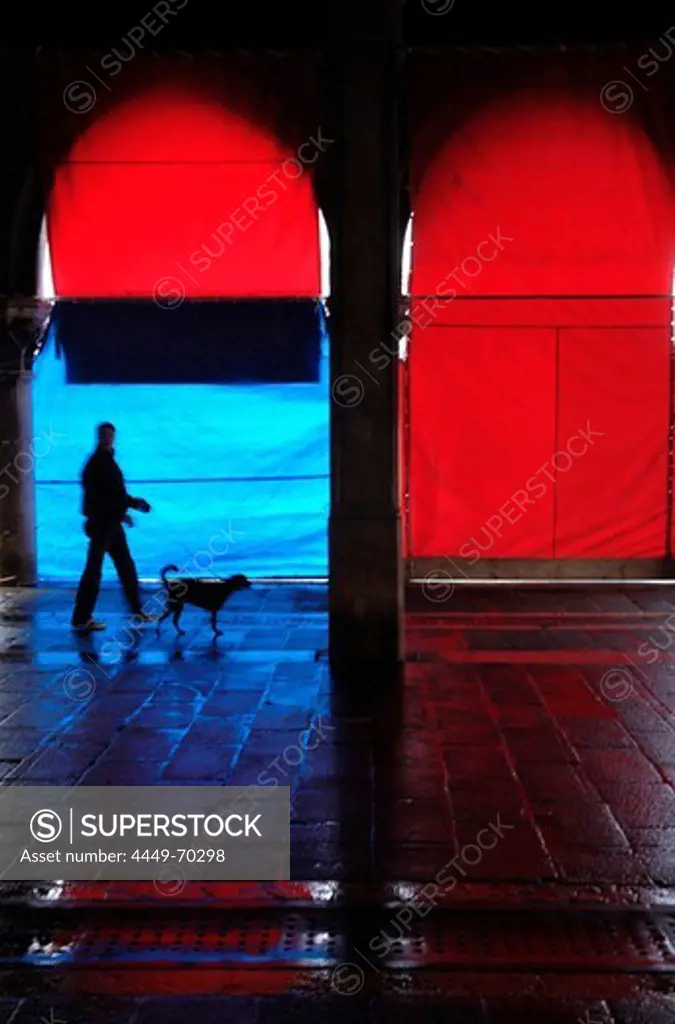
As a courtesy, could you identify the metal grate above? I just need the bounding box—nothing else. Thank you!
[3,910,675,971]
[1,912,346,967]
[375,912,675,969]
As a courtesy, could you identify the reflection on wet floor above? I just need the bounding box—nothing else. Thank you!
[2,582,675,1019]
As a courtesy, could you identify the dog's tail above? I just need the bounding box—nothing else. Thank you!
[160,564,180,585]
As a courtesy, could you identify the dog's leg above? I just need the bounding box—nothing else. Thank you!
[156,605,172,635]
[211,610,223,636]
[172,602,186,635]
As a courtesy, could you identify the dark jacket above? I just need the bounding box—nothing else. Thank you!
[81,446,136,523]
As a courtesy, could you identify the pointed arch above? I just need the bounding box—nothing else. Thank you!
[406,73,675,572]
[33,61,330,581]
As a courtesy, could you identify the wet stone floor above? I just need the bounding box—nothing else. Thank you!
[1,582,675,1020]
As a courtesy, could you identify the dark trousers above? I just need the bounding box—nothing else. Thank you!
[72,520,141,625]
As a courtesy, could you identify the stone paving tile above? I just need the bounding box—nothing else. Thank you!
[251,705,314,730]
[608,996,675,1024]
[8,997,138,1023]
[637,852,675,884]
[0,728,50,760]
[134,997,259,1023]
[162,744,241,781]
[14,742,105,783]
[556,849,655,883]
[81,761,171,784]
[202,692,265,715]
[582,750,665,785]
[562,719,637,749]
[534,804,631,849]
[103,726,187,760]
[598,783,675,828]
[178,715,254,747]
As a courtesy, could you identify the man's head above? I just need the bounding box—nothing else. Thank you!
[97,422,115,451]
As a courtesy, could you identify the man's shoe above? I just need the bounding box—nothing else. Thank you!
[72,619,106,633]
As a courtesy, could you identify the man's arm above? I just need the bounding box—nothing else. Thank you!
[126,495,151,512]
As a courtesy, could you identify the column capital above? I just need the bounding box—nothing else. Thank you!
[0,296,53,373]
[2,294,54,331]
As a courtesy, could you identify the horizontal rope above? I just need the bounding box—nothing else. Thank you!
[39,49,320,59]
[37,475,329,485]
[408,294,675,300]
[408,323,670,330]
[61,159,300,166]
[406,41,661,53]
[45,297,324,304]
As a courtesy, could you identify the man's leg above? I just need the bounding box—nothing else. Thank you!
[72,526,107,625]
[108,524,142,614]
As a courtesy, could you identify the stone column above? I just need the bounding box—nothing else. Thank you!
[326,9,404,676]
[0,299,52,585]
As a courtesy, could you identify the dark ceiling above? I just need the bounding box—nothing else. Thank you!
[5,0,670,49]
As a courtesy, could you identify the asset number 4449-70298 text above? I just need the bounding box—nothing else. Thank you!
[132,849,227,862]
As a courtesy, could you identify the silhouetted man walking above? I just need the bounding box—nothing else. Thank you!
[72,422,155,632]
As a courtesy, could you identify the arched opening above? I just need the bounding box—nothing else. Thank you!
[401,213,413,298]
[405,86,675,576]
[33,76,330,582]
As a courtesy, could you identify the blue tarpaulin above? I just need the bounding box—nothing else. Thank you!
[33,303,329,581]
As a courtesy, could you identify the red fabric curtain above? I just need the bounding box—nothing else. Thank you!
[409,320,557,558]
[406,49,675,563]
[38,53,321,297]
[556,326,671,557]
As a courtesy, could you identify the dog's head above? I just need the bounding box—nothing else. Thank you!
[229,574,252,591]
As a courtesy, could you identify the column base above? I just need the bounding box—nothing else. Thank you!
[0,369,36,587]
[329,514,404,679]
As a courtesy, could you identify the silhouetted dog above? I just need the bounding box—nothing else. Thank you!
[157,564,251,635]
